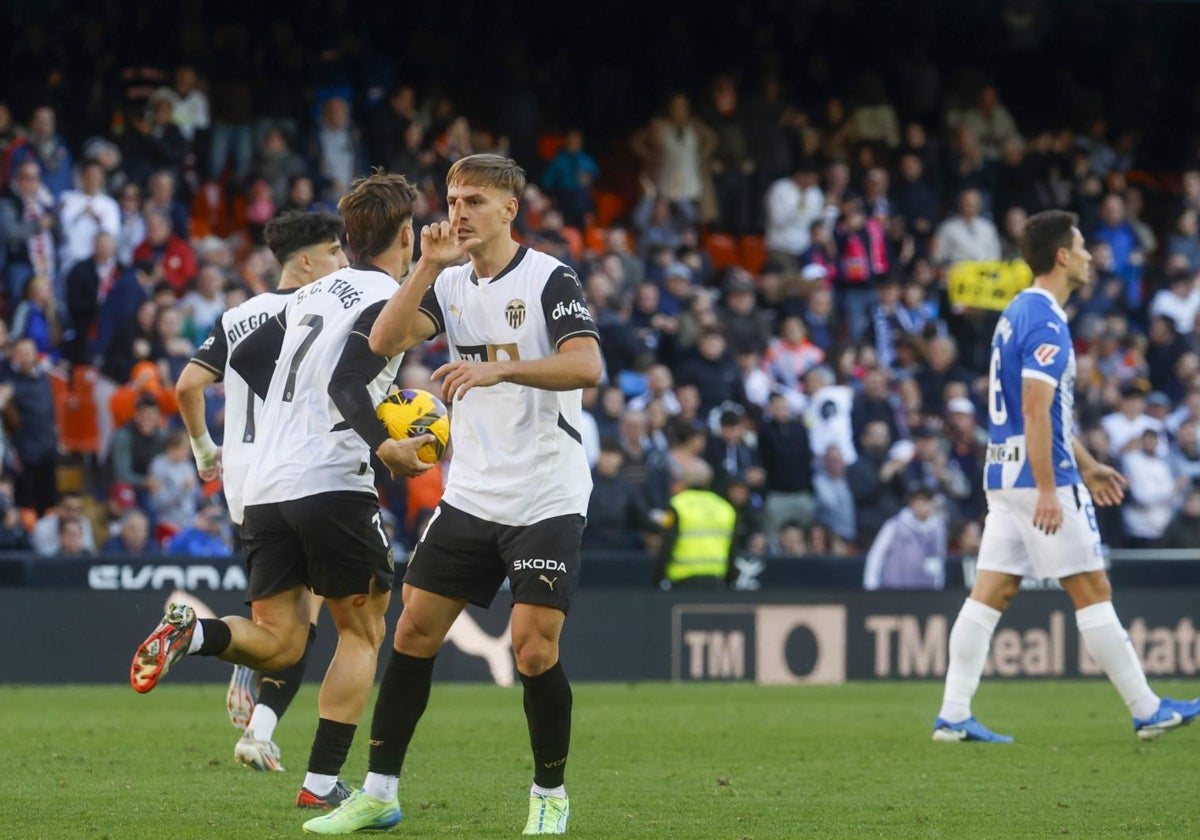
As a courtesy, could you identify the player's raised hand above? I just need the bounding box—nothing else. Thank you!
[1083,462,1128,507]
[1032,488,1063,535]
[432,359,505,403]
[376,435,435,479]
[420,198,483,268]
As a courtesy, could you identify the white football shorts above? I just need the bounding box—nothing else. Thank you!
[977,484,1105,580]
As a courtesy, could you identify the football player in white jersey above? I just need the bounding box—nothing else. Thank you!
[933,209,1200,743]
[131,173,433,810]
[175,210,345,775]
[304,154,601,836]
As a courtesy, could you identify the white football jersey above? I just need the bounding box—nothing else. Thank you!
[191,289,296,525]
[418,246,599,526]
[244,266,403,504]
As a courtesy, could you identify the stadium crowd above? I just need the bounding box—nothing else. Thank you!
[4,7,1200,583]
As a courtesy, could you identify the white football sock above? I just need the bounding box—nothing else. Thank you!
[303,772,338,797]
[1076,601,1159,719]
[938,598,1002,723]
[187,621,205,655]
[531,783,567,799]
[364,772,399,802]
[247,704,278,742]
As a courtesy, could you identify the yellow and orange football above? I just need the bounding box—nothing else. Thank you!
[376,388,450,464]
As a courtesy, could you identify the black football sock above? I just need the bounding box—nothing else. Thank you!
[521,661,572,788]
[307,718,357,776]
[367,650,437,776]
[195,619,231,656]
[256,623,316,717]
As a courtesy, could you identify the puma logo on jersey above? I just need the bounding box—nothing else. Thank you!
[512,558,567,572]
[1033,343,1060,366]
[539,575,558,591]
[1046,321,1062,333]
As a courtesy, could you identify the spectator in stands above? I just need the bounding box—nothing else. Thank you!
[57,516,91,558]
[891,152,940,260]
[675,325,745,416]
[1121,428,1178,548]
[862,486,946,591]
[10,276,66,361]
[1092,193,1145,309]
[101,507,157,556]
[931,188,1001,268]
[584,436,650,552]
[848,420,908,548]
[799,283,837,354]
[1,338,58,513]
[1102,380,1167,459]
[805,365,858,466]
[143,170,190,242]
[6,106,72,199]
[1,159,60,304]
[1161,486,1200,549]
[813,445,856,550]
[147,429,199,531]
[1167,209,1200,275]
[178,265,227,345]
[58,159,120,280]
[151,65,209,143]
[944,396,986,522]
[999,206,1029,261]
[914,334,972,414]
[306,95,365,204]
[833,196,889,340]
[0,474,30,550]
[109,393,168,514]
[626,364,681,415]
[165,501,233,557]
[64,232,122,365]
[252,124,308,210]
[631,91,717,224]
[763,157,825,278]
[904,422,972,517]
[1150,268,1200,338]
[631,174,698,261]
[703,404,764,497]
[865,276,922,371]
[114,182,145,267]
[758,390,816,547]
[956,84,1018,162]
[541,128,600,231]
[31,491,95,556]
[702,74,755,236]
[851,367,902,446]
[764,315,824,396]
[150,305,195,384]
[718,271,772,356]
[133,210,195,295]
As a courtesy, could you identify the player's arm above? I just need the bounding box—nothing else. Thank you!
[1072,438,1128,506]
[369,199,481,356]
[433,266,603,401]
[1022,376,1062,534]
[229,312,287,400]
[177,317,227,480]
[328,301,433,479]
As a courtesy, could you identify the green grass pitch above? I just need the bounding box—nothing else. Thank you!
[5,681,1200,839]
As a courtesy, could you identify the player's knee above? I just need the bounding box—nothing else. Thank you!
[513,637,557,676]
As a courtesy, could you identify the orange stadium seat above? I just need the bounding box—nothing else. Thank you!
[538,134,566,161]
[584,225,608,254]
[739,234,768,274]
[561,225,584,262]
[703,232,740,270]
[592,191,627,229]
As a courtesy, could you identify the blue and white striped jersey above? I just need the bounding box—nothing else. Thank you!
[985,287,1081,490]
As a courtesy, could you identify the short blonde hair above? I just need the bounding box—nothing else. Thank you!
[446,154,526,198]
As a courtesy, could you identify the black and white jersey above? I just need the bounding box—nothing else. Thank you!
[243,266,403,504]
[190,289,296,525]
[418,246,599,526]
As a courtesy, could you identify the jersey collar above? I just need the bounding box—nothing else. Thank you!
[1021,286,1068,321]
[350,262,391,277]
[469,246,527,286]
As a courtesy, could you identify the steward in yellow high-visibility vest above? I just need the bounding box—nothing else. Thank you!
[654,474,738,589]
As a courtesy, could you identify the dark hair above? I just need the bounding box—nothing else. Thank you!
[1020,210,1078,275]
[337,170,417,263]
[264,210,345,266]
